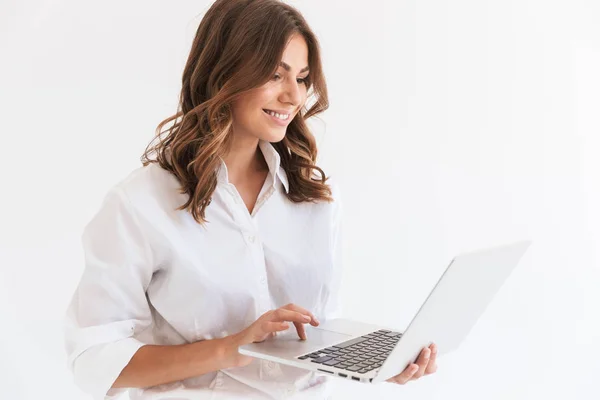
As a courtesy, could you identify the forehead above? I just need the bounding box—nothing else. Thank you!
[280,34,309,71]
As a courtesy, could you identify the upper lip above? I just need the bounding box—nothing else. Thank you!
[263,108,294,115]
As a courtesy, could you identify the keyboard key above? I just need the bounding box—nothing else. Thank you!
[333,336,369,349]
[311,356,332,363]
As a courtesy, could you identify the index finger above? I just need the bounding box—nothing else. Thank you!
[272,308,313,325]
[280,303,320,326]
[271,309,312,340]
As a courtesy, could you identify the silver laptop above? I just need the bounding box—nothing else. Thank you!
[239,240,532,383]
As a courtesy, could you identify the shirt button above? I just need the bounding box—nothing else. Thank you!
[247,234,256,243]
[259,276,267,285]
[266,360,276,369]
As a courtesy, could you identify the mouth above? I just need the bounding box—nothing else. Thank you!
[263,109,292,125]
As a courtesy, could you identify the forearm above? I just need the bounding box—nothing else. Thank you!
[111,336,238,389]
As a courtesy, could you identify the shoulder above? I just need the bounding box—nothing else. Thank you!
[301,174,342,228]
[317,154,342,210]
[111,162,186,214]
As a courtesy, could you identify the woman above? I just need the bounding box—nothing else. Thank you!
[64,0,437,399]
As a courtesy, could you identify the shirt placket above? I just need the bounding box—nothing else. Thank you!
[223,182,275,315]
[220,182,300,394]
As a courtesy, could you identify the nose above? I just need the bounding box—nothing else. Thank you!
[279,77,303,109]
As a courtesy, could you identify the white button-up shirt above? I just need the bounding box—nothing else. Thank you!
[64,140,343,400]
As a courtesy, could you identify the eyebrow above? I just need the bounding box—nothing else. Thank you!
[279,61,310,73]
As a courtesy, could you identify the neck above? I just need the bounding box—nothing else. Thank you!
[222,135,268,183]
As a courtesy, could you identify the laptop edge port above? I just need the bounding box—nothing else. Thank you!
[338,373,347,378]
[352,376,360,381]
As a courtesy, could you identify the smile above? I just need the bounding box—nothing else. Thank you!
[263,109,290,120]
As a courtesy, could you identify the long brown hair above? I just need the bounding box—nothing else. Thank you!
[141,0,332,224]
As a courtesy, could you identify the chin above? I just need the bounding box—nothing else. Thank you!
[259,129,287,143]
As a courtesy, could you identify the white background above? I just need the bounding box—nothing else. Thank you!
[1,0,598,399]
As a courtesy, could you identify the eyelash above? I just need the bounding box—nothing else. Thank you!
[273,73,309,85]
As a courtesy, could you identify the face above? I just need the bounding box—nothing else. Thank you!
[230,33,310,143]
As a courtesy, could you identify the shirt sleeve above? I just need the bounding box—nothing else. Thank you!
[64,186,155,400]
[323,182,344,321]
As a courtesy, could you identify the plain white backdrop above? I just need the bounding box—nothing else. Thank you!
[1,0,598,399]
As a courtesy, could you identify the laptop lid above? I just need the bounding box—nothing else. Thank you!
[372,240,532,383]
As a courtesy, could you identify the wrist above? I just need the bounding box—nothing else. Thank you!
[217,331,245,369]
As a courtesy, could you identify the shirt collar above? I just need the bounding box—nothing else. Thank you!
[216,140,289,194]
[258,140,289,194]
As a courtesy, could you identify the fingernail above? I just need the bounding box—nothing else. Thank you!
[424,349,431,358]
[303,315,311,321]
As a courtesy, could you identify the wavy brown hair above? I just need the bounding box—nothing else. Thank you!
[141,0,332,224]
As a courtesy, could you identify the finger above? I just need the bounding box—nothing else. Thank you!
[252,321,289,342]
[264,321,290,335]
[411,347,431,380]
[425,344,438,375]
[386,363,419,385]
[294,320,307,340]
[273,309,313,326]
[271,309,312,340]
[281,303,320,326]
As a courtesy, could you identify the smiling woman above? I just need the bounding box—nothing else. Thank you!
[64,1,344,400]
[141,0,332,225]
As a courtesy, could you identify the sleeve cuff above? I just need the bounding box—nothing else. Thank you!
[72,337,147,400]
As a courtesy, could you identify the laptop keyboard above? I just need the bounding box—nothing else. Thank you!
[296,329,402,374]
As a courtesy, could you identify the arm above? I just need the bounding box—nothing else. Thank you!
[66,186,254,396]
[112,306,320,389]
[65,186,244,398]
[111,336,239,389]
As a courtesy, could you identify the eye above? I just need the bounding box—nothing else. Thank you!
[272,73,310,85]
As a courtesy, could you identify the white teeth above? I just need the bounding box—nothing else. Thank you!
[265,110,289,120]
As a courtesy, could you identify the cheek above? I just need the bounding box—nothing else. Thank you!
[231,100,257,122]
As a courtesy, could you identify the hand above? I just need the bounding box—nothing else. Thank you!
[222,303,320,368]
[386,343,438,385]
